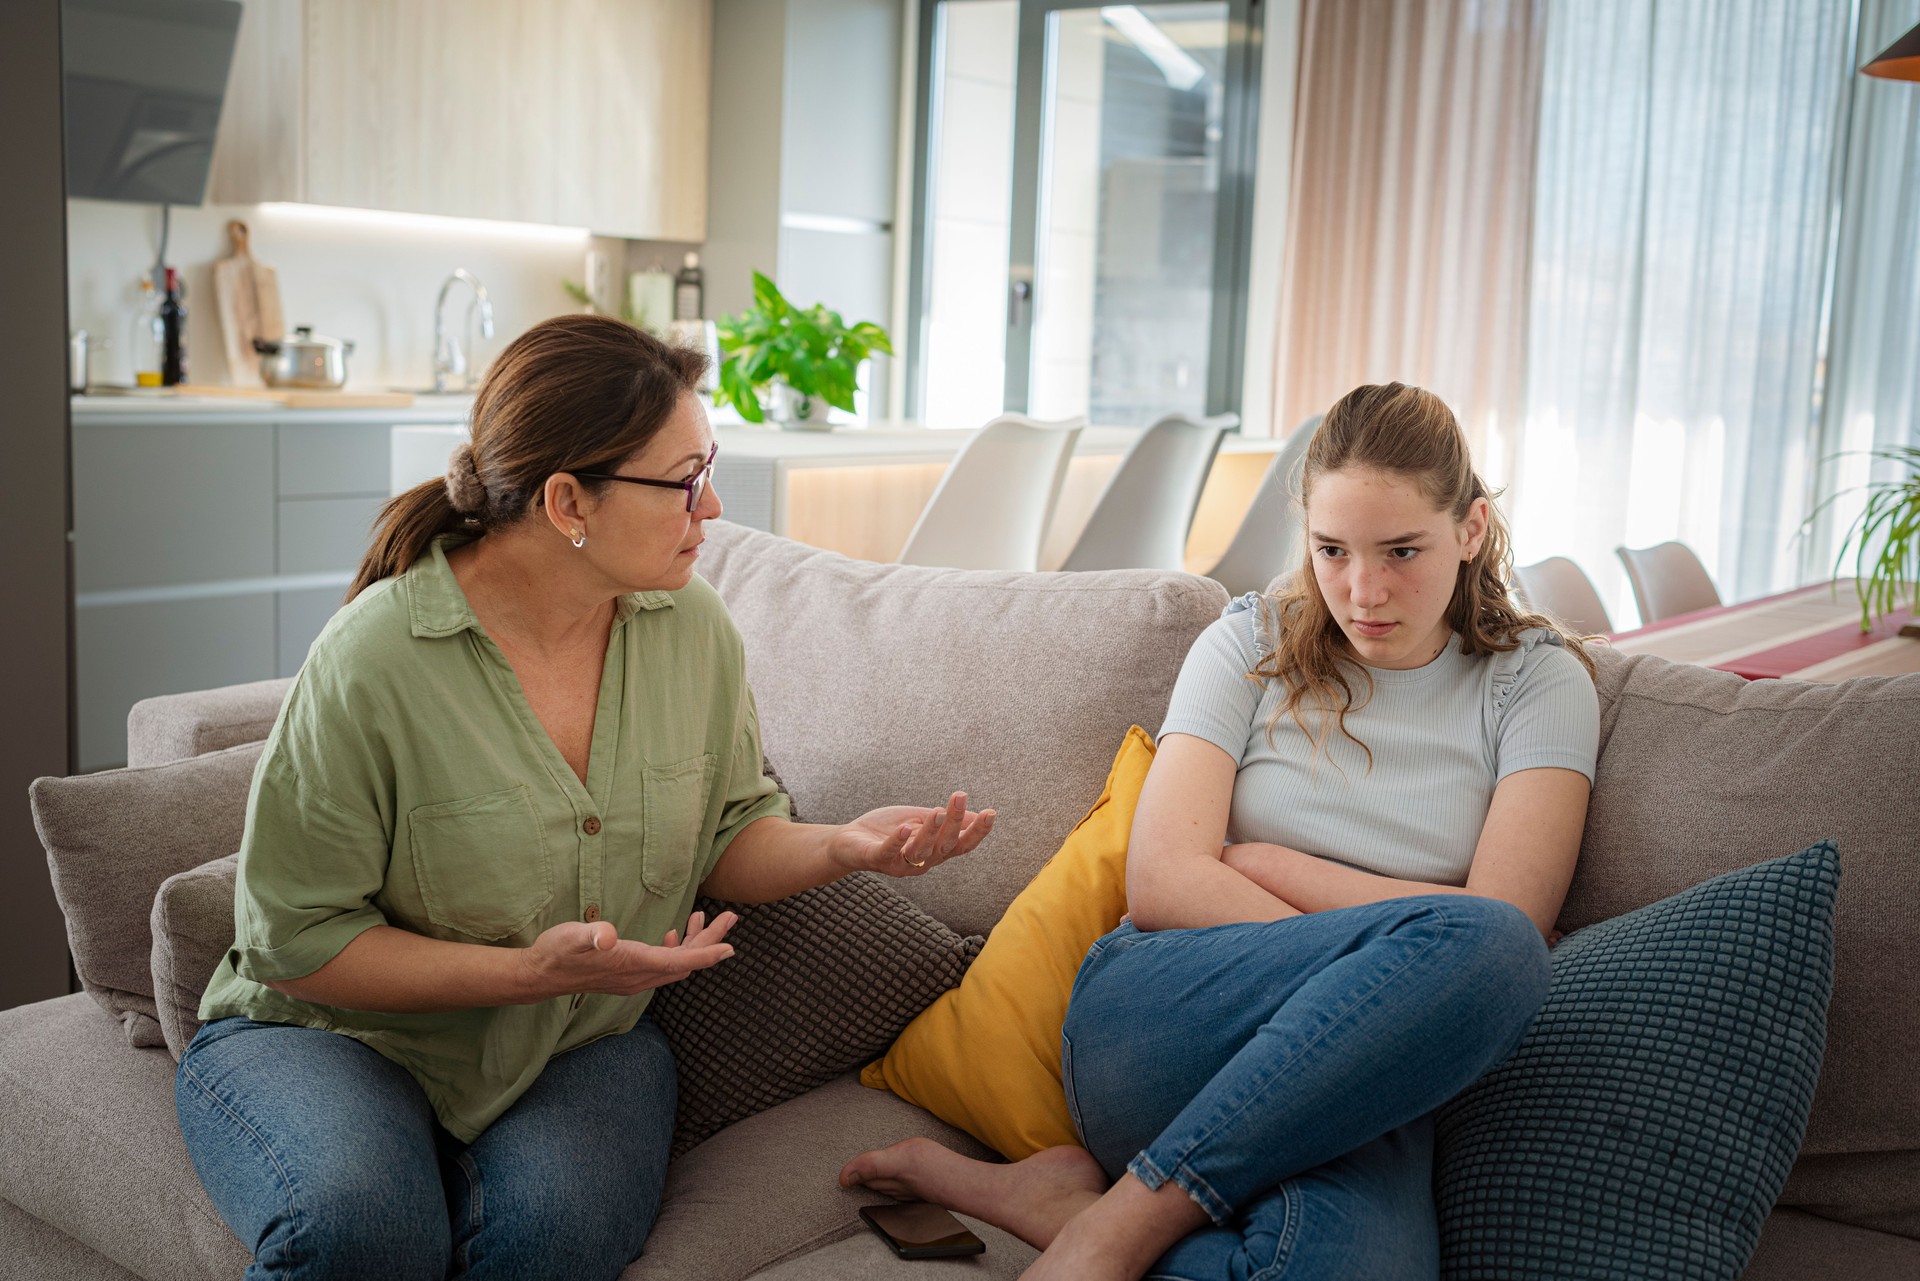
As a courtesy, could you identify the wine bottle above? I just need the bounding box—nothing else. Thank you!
[159,266,187,386]
[674,252,704,321]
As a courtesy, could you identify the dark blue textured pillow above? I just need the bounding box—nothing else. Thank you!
[1435,841,1839,1280]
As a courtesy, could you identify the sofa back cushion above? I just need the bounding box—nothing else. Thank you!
[31,743,263,1047]
[1578,649,1920,1237]
[694,521,1229,938]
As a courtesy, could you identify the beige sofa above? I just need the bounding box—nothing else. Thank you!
[4,519,1918,1279]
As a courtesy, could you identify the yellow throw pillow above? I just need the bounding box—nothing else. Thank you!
[859,725,1154,1159]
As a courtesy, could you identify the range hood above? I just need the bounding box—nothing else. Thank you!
[62,0,241,206]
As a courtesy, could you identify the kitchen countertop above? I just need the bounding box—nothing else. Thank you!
[71,391,478,424]
[76,399,1291,455]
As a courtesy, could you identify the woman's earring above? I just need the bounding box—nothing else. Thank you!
[571,529,586,549]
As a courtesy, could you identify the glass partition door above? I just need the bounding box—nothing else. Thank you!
[908,0,1262,428]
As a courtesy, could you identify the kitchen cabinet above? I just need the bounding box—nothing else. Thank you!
[278,587,350,677]
[276,421,395,497]
[77,595,280,777]
[276,496,387,576]
[208,0,710,240]
[72,422,278,592]
[72,402,470,770]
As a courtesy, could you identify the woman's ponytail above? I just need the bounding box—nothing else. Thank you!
[348,478,468,602]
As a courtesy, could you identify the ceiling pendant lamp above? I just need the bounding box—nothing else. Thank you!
[1861,21,1920,80]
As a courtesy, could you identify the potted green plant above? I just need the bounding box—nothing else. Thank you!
[1821,444,1920,634]
[711,272,892,428]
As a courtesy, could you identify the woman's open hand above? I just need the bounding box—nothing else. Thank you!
[831,792,995,878]
[519,910,737,1002]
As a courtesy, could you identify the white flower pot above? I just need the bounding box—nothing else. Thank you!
[766,381,833,430]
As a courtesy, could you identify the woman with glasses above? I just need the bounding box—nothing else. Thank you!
[175,314,995,1280]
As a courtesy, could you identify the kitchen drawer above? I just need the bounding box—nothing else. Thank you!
[278,586,350,677]
[277,421,401,497]
[277,495,388,575]
[73,422,277,592]
[76,592,277,772]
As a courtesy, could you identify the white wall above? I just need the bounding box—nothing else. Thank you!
[66,197,647,391]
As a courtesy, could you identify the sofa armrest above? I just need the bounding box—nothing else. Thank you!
[125,678,294,767]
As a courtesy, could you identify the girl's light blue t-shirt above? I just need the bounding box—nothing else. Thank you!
[1158,594,1600,886]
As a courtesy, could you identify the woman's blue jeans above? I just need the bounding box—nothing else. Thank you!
[175,1014,677,1281]
[1062,895,1550,1281]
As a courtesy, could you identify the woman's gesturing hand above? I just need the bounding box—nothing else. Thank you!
[519,910,738,1002]
[832,791,996,878]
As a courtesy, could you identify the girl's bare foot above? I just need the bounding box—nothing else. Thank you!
[839,1137,1108,1250]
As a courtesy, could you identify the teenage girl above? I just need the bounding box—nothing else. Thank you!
[842,382,1599,1280]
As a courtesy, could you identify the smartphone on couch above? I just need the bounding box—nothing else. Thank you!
[858,1201,988,1260]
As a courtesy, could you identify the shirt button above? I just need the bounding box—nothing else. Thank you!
[582,816,602,836]
[584,904,601,922]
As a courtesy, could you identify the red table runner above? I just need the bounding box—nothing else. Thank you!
[1606,580,1920,681]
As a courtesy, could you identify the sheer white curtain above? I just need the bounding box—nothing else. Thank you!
[1512,0,1854,625]
[1271,0,1544,467]
[1812,0,1920,577]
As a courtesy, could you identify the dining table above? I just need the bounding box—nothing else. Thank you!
[1605,578,1920,681]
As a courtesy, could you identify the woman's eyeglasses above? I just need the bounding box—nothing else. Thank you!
[573,443,718,513]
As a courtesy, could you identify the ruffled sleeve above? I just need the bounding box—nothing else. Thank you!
[1156,593,1275,762]
[1222,590,1277,662]
[1485,628,1600,783]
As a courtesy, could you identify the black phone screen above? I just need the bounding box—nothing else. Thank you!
[859,1202,988,1259]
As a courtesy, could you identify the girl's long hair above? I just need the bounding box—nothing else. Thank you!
[1254,383,1597,764]
[349,315,707,600]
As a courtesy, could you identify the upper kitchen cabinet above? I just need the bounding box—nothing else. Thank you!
[207,0,710,240]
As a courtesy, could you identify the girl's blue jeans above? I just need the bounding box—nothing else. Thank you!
[1062,894,1550,1281]
[175,1014,676,1281]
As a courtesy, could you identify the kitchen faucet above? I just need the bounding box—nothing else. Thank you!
[432,268,495,393]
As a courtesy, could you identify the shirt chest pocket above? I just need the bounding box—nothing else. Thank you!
[640,754,718,898]
[408,784,554,943]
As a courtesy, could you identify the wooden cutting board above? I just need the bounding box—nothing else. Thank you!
[211,220,286,388]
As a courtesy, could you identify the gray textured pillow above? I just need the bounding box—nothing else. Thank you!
[151,853,240,1059]
[650,874,983,1156]
[31,741,263,1048]
[1436,841,1839,1279]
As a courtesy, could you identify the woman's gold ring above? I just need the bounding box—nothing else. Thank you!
[904,853,929,868]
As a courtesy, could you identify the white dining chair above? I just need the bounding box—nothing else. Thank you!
[1058,413,1235,572]
[1202,413,1322,597]
[898,414,1086,571]
[1615,540,1722,624]
[1515,556,1613,635]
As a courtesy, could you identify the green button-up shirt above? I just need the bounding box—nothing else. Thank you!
[199,537,788,1141]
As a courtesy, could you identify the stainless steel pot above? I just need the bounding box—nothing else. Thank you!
[252,326,354,389]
